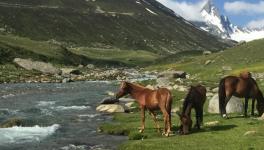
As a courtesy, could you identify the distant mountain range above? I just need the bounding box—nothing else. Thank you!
[192,0,264,42]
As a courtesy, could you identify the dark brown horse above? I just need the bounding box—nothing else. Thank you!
[219,72,264,118]
[116,81,173,136]
[177,85,206,134]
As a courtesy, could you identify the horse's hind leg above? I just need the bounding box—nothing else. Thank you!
[149,111,161,133]
[139,106,145,133]
[222,96,232,118]
[251,99,255,116]
[160,108,170,136]
[244,98,249,117]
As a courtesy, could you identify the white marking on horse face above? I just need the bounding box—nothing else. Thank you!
[120,82,126,89]
[223,114,227,118]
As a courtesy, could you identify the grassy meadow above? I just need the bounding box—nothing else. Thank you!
[100,39,264,150]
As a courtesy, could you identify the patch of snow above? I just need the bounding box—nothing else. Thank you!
[200,27,209,32]
[145,8,158,15]
[136,1,141,4]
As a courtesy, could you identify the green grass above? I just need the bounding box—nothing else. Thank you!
[100,39,264,150]
[0,33,158,67]
[69,47,159,66]
[100,87,264,150]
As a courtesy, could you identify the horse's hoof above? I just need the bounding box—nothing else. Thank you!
[222,114,229,119]
[139,129,144,133]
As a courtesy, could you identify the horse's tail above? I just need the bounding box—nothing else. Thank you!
[218,78,226,116]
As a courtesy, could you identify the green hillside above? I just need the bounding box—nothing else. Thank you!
[149,39,264,84]
[0,0,232,55]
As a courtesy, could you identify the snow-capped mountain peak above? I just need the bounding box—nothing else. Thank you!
[199,0,234,38]
[194,0,264,42]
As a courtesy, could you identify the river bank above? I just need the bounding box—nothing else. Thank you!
[0,63,158,84]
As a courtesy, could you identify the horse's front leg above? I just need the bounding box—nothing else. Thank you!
[244,98,249,117]
[251,99,255,116]
[139,106,145,133]
[195,107,203,129]
[160,108,170,136]
[149,111,161,133]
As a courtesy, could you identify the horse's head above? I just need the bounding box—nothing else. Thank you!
[116,81,130,99]
[177,112,192,135]
[256,90,264,116]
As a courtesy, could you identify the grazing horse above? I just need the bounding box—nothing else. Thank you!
[219,72,264,118]
[115,81,173,136]
[177,85,206,135]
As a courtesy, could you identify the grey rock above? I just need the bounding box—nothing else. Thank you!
[13,58,61,74]
[100,97,119,104]
[158,70,187,79]
[208,94,244,114]
[96,104,125,113]
[203,51,212,55]
[86,64,95,69]
[61,68,82,75]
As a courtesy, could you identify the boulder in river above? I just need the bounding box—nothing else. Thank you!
[100,97,119,104]
[96,104,125,113]
[0,118,23,128]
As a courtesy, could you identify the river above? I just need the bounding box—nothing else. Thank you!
[0,81,126,150]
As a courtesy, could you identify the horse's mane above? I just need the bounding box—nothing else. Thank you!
[182,87,194,115]
[126,82,146,90]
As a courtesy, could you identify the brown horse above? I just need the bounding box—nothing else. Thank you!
[219,72,264,118]
[115,81,173,136]
[177,85,206,134]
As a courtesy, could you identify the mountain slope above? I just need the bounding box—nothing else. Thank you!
[0,0,232,55]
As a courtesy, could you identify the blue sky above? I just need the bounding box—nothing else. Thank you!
[157,0,264,28]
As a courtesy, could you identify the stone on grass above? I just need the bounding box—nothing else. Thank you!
[244,131,257,136]
[208,94,244,114]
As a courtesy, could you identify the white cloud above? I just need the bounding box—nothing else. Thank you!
[156,0,207,21]
[224,1,264,15]
[247,19,264,29]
